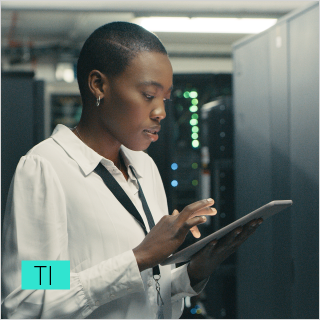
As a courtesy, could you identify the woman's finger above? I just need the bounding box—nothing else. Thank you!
[178,198,215,222]
[172,209,179,216]
[183,215,207,231]
[172,207,214,239]
[189,208,218,238]
[212,227,243,254]
[190,225,201,238]
[190,206,217,219]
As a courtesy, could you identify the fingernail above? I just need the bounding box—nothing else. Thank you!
[207,198,214,202]
[202,216,207,221]
[211,207,217,214]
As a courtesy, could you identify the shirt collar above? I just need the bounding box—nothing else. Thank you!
[51,124,143,178]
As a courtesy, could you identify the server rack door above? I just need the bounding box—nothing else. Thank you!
[233,32,274,319]
[2,73,34,224]
[289,5,319,318]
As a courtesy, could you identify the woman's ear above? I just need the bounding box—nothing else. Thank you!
[88,70,108,100]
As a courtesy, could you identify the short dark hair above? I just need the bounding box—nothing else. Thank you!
[77,21,167,102]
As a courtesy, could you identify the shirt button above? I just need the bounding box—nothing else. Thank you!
[95,300,100,306]
[127,287,132,292]
[109,294,115,299]
[147,279,153,287]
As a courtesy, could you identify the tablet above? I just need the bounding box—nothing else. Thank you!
[161,200,293,266]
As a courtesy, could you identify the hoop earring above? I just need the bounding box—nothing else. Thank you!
[96,96,101,107]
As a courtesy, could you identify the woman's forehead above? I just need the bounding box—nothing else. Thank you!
[124,51,173,87]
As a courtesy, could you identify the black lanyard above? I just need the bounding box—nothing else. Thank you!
[94,162,161,277]
[94,162,165,318]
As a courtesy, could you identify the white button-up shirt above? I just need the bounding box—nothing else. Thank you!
[2,124,206,319]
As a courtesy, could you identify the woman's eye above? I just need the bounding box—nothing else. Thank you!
[144,93,155,100]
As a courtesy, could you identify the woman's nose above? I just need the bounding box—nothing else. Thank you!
[150,101,166,122]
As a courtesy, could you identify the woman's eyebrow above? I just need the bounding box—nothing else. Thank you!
[139,80,173,91]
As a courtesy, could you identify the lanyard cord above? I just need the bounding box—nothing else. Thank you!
[129,166,161,277]
[94,163,164,307]
[129,166,164,311]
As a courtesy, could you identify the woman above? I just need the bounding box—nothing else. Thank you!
[2,22,262,319]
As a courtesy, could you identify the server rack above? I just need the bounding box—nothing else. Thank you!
[148,75,236,319]
[1,71,45,225]
[198,97,236,319]
[233,3,318,318]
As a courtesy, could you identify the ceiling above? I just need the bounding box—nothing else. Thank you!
[1,1,316,66]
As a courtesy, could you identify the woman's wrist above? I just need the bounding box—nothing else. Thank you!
[187,263,206,288]
[132,247,153,272]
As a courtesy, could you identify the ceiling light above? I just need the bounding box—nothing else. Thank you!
[55,63,75,83]
[133,17,277,34]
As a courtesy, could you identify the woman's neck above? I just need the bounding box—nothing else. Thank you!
[73,114,129,180]
[73,120,121,167]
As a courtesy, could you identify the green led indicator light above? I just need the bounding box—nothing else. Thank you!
[192,162,198,169]
[189,105,198,112]
[177,104,183,111]
[175,90,183,98]
[192,180,199,186]
[192,140,200,148]
[189,91,198,99]
[191,98,198,105]
[190,119,198,126]
[183,91,190,98]
[192,126,199,133]
[191,114,198,120]
[192,133,199,139]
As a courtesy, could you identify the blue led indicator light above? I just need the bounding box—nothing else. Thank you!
[171,163,178,170]
[171,180,178,187]
[191,308,197,314]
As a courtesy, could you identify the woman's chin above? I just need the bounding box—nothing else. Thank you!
[121,141,153,152]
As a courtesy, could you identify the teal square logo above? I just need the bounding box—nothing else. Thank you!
[21,260,70,290]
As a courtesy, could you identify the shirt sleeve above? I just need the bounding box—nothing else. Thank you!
[1,155,144,319]
[171,264,208,303]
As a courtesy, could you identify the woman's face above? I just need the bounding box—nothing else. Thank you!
[100,51,173,151]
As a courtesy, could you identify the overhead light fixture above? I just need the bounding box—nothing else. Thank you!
[133,17,277,34]
[55,62,75,83]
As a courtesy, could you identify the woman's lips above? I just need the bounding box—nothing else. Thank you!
[143,129,157,134]
[143,129,159,142]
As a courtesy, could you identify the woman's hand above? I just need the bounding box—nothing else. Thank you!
[132,199,217,272]
[187,218,263,287]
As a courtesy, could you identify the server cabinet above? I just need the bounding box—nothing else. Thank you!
[233,3,318,318]
[1,72,45,225]
[148,74,232,217]
[199,97,236,319]
[233,32,274,319]
[289,6,319,318]
[148,74,234,319]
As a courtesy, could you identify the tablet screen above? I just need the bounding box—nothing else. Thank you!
[161,200,292,266]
